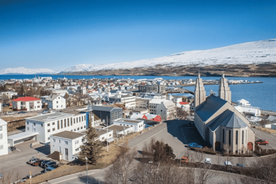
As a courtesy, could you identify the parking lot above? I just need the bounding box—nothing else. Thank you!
[0,140,49,182]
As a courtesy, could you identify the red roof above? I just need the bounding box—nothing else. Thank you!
[179,102,189,105]
[13,97,41,102]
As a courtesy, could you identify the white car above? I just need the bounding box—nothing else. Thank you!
[224,161,233,166]
[205,158,212,164]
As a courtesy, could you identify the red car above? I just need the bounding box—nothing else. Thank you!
[255,139,269,145]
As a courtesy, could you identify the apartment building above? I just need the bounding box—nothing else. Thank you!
[12,97,42,111]
[0,118,8,156]
[25,112,87,143]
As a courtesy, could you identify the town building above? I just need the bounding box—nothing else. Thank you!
[234,99,261,117]
[113,118,144,132]
[95,128,114,142]
[25,112,88,143]
[105,124,133,137]
[12,97,42,111]
[50,131,85,161]
[194,74,255,154]
[90,105,123,126]
[0,91,18,99]
[138,84,165,93]
[149,99,176,120]
[45,94,66,110]
[0,118,8,156]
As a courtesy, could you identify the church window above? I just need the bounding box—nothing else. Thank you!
[242,130,244,144]
[229,130,231,145]
[223,129,225,143]
[236,131,238,145]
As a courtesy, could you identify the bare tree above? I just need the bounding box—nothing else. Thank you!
[196,164,217,184]
[105,148,137,184]
[176,107,189,120]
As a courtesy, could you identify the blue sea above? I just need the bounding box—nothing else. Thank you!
[1,74,275,111]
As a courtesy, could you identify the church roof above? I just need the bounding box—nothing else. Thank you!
[209,109,248,131]
[196,95,227,121]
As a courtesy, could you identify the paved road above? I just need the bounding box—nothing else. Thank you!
[0,140,49,182]
[254,127,276,149]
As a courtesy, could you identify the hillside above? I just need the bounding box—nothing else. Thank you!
[61,38,276,74]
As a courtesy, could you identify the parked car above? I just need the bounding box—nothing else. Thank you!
[40,160,51,168]
[44,166,56,173]
[27,158,39,165]
[181,156,189,163]
[236,163,245,167]
[188,142,203,148]
[31,160,42,167]
[0,174,3,179]
[205,158,212,164]
[18,111,27,114]
[224,161,233,166]
[255,139,269,145]
[44,161,57,168]
[5,111,15,115]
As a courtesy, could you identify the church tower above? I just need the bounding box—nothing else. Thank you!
[194,73,206,108]
[218,74,231,103]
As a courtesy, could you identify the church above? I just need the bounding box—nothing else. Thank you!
[194,74,255,154]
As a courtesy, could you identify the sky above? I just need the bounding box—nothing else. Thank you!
[0,0,276,72]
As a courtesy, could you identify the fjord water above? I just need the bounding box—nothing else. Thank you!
[0,75,275,111]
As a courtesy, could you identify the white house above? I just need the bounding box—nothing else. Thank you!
[45,94,66,110]
[0,118,8,156]
[25,112,88,143]
[12,97,42,111]
[50,131,85,161]
[156,100,176,120]
[113,118,144,132]
[105,124,133,136]
[95,129,114,142]
[235,99,261,116]
[0,91,18,99]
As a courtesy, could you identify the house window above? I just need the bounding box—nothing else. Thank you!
[33,128,36,132]
[27,122,29,125]
[34,123,36,126]
[229,130,231,145]
[75,140,79,144]
[59,140,61,143]
[48,129,50,133]
[53,139,56,142]
[71,118,73,126]
[236,131,238,145]
[61,120,63,128]
[57,121,60,129]
[52,122,55,125]
[27,127,29,130]
[75,148,79,151]
[74,118,76,124]
[109,134,111,137]
[64,120,66,128]
[79,117,81,122]
[242,130,244,144]
[65,141,68,145]
[82,116,84,121]
[53,128,55,131]
[41,124,43,127]
[102,137,104,140]
[48,123,50,126]
[77,128,79,130]
[67,118,69,127]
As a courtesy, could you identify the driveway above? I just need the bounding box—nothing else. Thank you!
[254,127,276,149]
[0,140,49,182]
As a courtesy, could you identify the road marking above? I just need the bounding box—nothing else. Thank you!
[181,128,187,144]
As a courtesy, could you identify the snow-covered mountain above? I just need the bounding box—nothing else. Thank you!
[62,38,276,73]
[0,67,56,75]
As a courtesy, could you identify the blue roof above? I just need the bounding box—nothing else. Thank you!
[209,109,248,131]
[196,95,227,121]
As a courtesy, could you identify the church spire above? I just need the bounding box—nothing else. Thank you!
[194,71,206,108]
[218,74,231,103]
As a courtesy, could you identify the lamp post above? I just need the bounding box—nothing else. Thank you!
[85,157,88,184]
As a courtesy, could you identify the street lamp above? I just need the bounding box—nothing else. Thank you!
[85,157,88,184]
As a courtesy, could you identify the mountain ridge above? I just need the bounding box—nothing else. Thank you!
[61,38,276,73]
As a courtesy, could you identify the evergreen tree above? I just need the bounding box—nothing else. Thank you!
[79,127,103,165]
[152,141,175,162]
